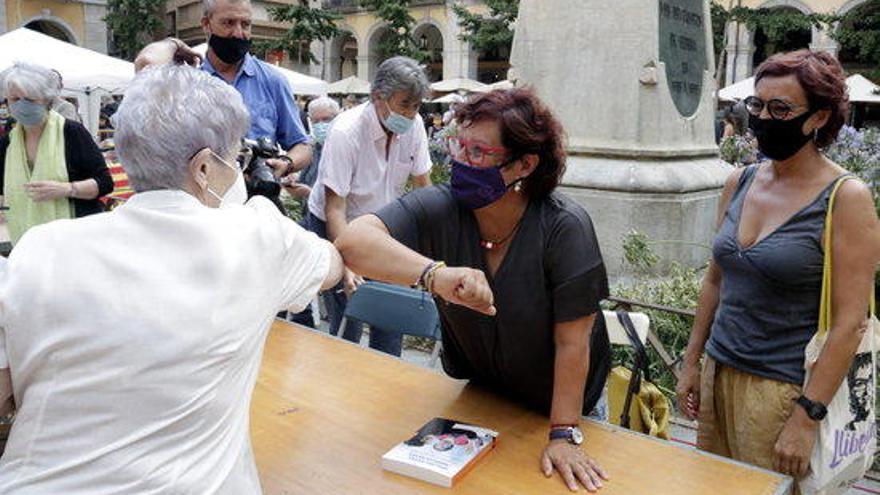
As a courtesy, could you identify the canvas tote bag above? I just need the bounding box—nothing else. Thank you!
[800,177,878,495]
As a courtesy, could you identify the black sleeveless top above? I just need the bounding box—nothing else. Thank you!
[706,165,847,384]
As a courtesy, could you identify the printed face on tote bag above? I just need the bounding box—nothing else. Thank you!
[846,352,874,431]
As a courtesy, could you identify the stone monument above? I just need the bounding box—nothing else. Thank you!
[510,0,732,276]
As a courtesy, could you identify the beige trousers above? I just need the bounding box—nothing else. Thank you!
[697,356,802,491]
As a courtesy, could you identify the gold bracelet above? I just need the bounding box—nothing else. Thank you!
[424,261,446,294]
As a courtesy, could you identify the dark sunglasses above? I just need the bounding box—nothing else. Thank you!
[743,96,810,121]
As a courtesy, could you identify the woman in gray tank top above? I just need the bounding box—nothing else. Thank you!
[676,50,880,484]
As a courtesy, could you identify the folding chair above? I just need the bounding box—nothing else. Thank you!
[603,310,649,347]
[340,281,442,367]
[605,310,672,439]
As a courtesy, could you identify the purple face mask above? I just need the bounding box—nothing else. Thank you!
[450,159,514,210]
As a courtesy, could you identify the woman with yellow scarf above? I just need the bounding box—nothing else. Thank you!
[0,62,112,246]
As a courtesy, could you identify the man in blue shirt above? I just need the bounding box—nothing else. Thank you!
[137,0,312,180]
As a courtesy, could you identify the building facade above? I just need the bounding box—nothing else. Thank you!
[0,0,108,53]
[724,0,876,83]
[314,0,505,83]
[166,0,505,83]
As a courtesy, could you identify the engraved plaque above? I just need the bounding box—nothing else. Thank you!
[658,0,708,117]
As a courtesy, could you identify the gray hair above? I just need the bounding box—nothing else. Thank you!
[371,56,430,102]
[113,64,250,192]
[308,96,340,117]
[203,0,250,17]
[0,62,60,102]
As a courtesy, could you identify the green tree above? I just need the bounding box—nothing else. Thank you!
[255,1,342,66]
[451,0,518,54]
[710,1,731,66]
[359,0,428,61]
[104,0,167,61]
[711,1,880,80]
[833,0,880,69]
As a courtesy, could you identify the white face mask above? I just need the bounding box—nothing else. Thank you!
[217,171,247,208]
[205,152,247,208]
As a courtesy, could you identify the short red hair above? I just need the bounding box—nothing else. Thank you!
[454,88,567,198]
[755,49,848,148]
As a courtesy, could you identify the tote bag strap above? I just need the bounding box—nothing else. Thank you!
[817,175,860,338]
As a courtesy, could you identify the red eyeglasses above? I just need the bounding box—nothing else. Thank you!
[446,136,509,168]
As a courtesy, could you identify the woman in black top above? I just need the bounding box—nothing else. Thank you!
[337,89,611,492]
[0,63,112,245]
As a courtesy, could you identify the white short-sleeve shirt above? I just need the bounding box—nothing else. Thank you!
[307,102,432,222]
[0,190,331,494]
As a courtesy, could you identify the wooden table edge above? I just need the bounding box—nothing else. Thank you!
[270,319,794,495]
[586,421,794,495]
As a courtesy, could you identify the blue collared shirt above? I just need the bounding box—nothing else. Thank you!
[202,53,308,150]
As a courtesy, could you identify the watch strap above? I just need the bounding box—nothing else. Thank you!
[549,428,573,442]
[795,395,827,420]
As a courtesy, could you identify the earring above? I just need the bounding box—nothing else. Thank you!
[514,181,523,193]
[813,128,819,142]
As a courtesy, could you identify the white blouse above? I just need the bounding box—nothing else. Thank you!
[0,190,331,494]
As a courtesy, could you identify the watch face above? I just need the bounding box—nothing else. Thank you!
[798,396,828,421]
[571,427,584,445]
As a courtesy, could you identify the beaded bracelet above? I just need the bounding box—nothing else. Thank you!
[416,261,446,294]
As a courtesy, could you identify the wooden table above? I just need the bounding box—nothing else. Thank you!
[251,322,793,495]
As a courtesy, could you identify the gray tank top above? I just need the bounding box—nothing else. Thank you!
[706,165,848,384]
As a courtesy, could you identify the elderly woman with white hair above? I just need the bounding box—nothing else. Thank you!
[0,64,343,493]
[0,62,112,245]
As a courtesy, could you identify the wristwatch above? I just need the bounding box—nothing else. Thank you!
[795,395,828,421]
[549,426,584,446]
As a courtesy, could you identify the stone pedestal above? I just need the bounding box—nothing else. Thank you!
[510,0,731,276]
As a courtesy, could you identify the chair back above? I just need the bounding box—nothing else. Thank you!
[344,281,440,339]
[603,310,649,347]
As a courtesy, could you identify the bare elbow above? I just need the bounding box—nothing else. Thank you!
[333,221,356,258]
[335,215,386,269]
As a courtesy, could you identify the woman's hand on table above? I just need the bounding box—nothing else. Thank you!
[542,440,609,492]
[431,267,496,316]
[24,181,72,202]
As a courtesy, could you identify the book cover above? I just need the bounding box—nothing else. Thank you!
[381,417,498,488]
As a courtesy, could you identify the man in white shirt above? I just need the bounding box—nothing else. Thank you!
[0,64,343,494]
[305,56,432,356]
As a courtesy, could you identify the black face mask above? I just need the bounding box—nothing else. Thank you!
[209,33,251,65]
[748,110,817,162]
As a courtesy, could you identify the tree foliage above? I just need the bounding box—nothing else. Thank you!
[359,0,428,62]
[256,1,342,65]
[451,0,518,54]
[834,0,880,66]
[710,1,729,65]
[710,0,880,70]
[104,0,167,61]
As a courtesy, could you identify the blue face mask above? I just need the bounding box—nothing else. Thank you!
[10,100,47,127]
[381,101,415,135]
[312,122,331,144]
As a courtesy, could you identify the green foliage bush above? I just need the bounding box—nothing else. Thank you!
[610,232,703,400]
